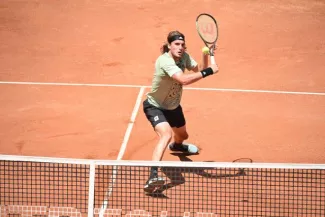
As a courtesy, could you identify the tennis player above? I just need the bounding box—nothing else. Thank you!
[143,30,219,193]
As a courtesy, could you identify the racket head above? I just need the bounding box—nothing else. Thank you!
[232,158,253,176]
[232,158,253,164]
[196,13,218,45]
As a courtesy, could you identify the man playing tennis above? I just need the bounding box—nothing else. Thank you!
[143,30,219,193]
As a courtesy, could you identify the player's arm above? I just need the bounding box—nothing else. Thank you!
[171,64,218,85]
[172,50,218,85]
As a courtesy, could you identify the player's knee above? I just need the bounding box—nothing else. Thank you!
[155,122,172,142]
[163,132,173,142]
[160,130,173,143]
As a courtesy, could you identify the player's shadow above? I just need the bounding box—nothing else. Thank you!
[147,153,249,198]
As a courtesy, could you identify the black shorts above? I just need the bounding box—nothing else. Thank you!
[143,99,186,128]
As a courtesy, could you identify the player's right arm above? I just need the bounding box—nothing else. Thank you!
[161,51,218,86]
[171,64,218,86]
[172,51,218,85]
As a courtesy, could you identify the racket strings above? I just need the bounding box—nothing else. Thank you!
[197,16,218,43]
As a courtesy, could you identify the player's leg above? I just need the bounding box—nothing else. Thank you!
[165,105,199,154]
[169,125,199,154]
[172,125,189,144]
[143,100,171,193]
[152,122,173,161]
[144,122,172,193]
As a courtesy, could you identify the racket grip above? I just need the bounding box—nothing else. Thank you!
[210,55,216,64]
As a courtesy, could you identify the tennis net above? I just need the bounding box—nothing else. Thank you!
[0,154,324,217]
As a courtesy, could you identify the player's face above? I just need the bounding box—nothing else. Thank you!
[169,40,186,59]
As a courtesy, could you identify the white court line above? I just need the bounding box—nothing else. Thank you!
[117,86,146,160]
[0,81,324,95]
[0,81,146,88]
[99,86,145,217]
[186,87,325,96]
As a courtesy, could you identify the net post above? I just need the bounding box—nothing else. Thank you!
[88,162,96,217]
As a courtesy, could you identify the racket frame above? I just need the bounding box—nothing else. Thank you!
[196,13,218,64]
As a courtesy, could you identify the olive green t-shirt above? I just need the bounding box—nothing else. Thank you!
[146,52,197,110]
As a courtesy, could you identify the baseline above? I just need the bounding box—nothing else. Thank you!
[1,81,324,96]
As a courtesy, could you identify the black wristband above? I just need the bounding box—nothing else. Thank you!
[200,67,214,78]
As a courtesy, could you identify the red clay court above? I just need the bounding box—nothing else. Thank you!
[0,0,325,164]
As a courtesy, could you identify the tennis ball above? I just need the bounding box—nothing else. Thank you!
[202,46,210,55]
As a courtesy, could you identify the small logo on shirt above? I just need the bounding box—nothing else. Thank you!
[154,116,159,122]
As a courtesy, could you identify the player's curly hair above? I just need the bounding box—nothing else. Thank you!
[160,30,187,54]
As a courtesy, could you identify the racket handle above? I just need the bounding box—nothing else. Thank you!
[210,55,216,65]
[209,44,216,64]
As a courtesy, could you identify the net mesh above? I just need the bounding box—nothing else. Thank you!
[196,15,218,43]
[1,155,325,217]
[0,160,89,216]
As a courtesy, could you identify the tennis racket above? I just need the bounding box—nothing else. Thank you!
[196,13,218,64]
[232,158,253,175]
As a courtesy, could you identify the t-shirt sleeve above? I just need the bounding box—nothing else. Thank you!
[161,61,182,77]
[185,53,198,70]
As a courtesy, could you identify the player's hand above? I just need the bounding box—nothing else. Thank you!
[210,64,219,74]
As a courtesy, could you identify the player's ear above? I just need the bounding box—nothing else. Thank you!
[167,43,171,49]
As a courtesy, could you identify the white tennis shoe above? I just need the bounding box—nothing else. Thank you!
[168,143,199,154]
[143,177,165,193]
